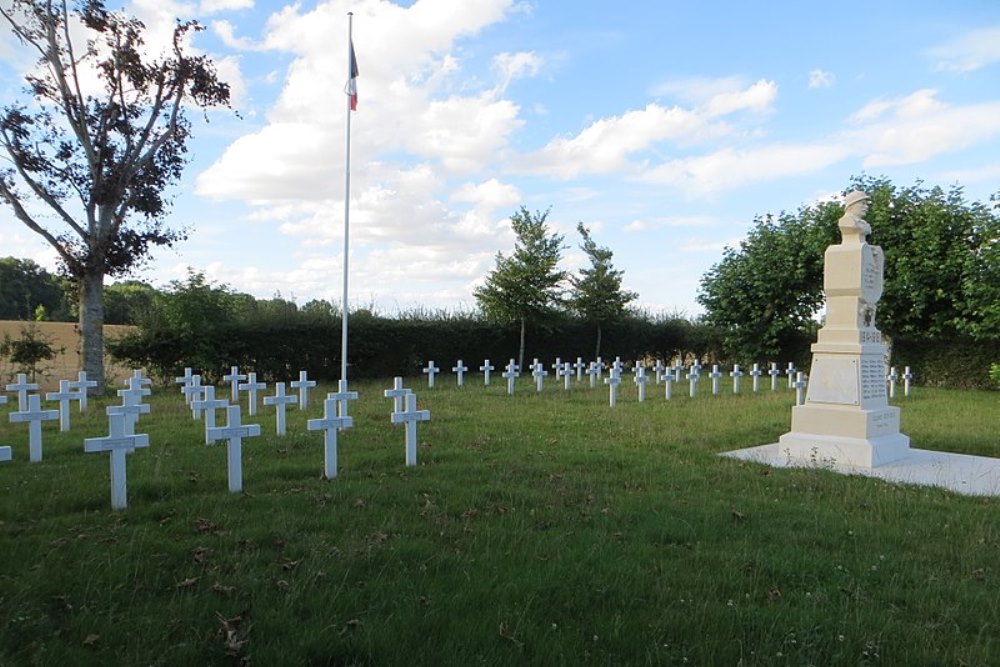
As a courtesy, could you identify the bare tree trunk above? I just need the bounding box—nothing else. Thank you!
[594,324,602,360]
[518,317,526,371]
[78,269,105,395]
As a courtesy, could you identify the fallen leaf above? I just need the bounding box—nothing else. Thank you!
[82,634,100,647]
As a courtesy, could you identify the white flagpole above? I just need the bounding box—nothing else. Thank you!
[340,12,353,384]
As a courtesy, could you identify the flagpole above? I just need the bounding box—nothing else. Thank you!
[340,12,353,385]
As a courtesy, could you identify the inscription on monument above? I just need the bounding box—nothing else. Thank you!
[859,330,882,344]
[860,358,885,402]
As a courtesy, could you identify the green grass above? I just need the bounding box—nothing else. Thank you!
[1,377,998,666]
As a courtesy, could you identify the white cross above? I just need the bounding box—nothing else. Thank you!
[175,367,194,402]
[605,366,622,407]
[562,362,573,390]
[6,373,39,411]
[769,363,781,391]
[574,357,586,381]
[903,366,914,397]
[793,371,808,405]
[263,382,298,435]
[328,379,359,422]
[612,357,623,374]
[109,385,151,436]
[191,385,228,444]
[207,404,261,493]
[290,370,317,410]
[586,362,600,388]
[68,371,98,411]
[653,360,666,384]
[46,379,77,432]
[479,359,495,385]
[422,361,440,388]
[307,396,353,479]
[532,362,548,392]
[708,364,722,396]
[391,392,431,467]
[688,367,699,399]
[749,363,762,393]
[595,357,604,381]
[887,366,899,399]
[634,366,648,402]
[84,412,150,510]
[730,364,743,394]
[673,362,684,383]
[384,377,412,413]
[124,369,152,389]
[452,360,469,387]
[9,393,59,462]
[786,362,796,389]
[502,360,519,395]
[664,372,675,400]
[223,365,247,403]
[239,372,266,416]
[182,374,205,416]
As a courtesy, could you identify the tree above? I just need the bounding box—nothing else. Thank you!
[697,176,1000,362]
[474,206,566,369]
[0,1,231,393]
[0,256,69,320]
[569,222,637,358]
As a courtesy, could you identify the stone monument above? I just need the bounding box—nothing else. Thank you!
[777,190,910,467]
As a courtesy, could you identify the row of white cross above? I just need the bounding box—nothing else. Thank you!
[420,358,917,405]
[0,367,434,510]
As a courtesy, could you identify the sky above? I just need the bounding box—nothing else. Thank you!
[2,0,1000,317]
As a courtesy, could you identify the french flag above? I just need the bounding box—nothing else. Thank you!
[346,40,359,111]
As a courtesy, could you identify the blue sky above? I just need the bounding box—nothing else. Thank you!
[2,0,999,316]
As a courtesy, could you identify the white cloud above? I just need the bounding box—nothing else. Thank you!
[929,26,1000,73]
[199,0,254,14]
[492,51,542,94]
[638,143,850,195]
[703,79,777,117]
[624,216,716,233]
[844,90,1000,167]
[212,19,258,50]
[808,69,834,89]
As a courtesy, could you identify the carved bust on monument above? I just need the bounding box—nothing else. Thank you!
[778,190,910,467]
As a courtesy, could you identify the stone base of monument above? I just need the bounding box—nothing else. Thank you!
[720,444,1000,497]
[778,403,911,467]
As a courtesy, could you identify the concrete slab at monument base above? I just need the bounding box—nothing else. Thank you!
[721,444,1000,496]
[777,430,911,467]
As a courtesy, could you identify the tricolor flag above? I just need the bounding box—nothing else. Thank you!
[346,40,359,111]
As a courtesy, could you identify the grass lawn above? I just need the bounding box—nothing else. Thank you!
[1,376,998,666]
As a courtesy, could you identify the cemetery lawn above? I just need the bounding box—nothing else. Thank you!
[1,380,998,666]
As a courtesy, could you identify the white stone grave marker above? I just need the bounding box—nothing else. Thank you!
[502,360,519,395]
[224,366,247,403]
[688,367,699,399]
[6,373,38,411]
[562,362,573,390]
[290,370,317,410]
[532,362,548,392]
[9,393,59,462]
[422,361,440,388]
[191,385,227,444]
[769,363,781,391]
[384,377,412,413]
[175,367,194,402]
[731,364,743,394]
[307,396,353,479]
[182,375,204,416]
[263,382,297,435]
[653,360,666,385]
[887,366,899,399]
[452,360,469,387]
[110,384,151,437]
[574,357,586,382]
[46,379,77,432]
[479,360,495,386]
[391,392,431,466]
[710,364,723,396]
[125,369,152,389]
[207,404,261,493]
[793,371,808,405]
[329,380,359,422]
[634,366,648,402]
[605,366,622,407]
[664,372,674,400]
[786,362,796,389]
[239,372,266,416]
[83,412,150,510]
[750,363,762,393]
[551,357,562,376]
[595,357,604,382]
[903,367,914,397]
[586,362,600,388]
[68,371,97,411]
